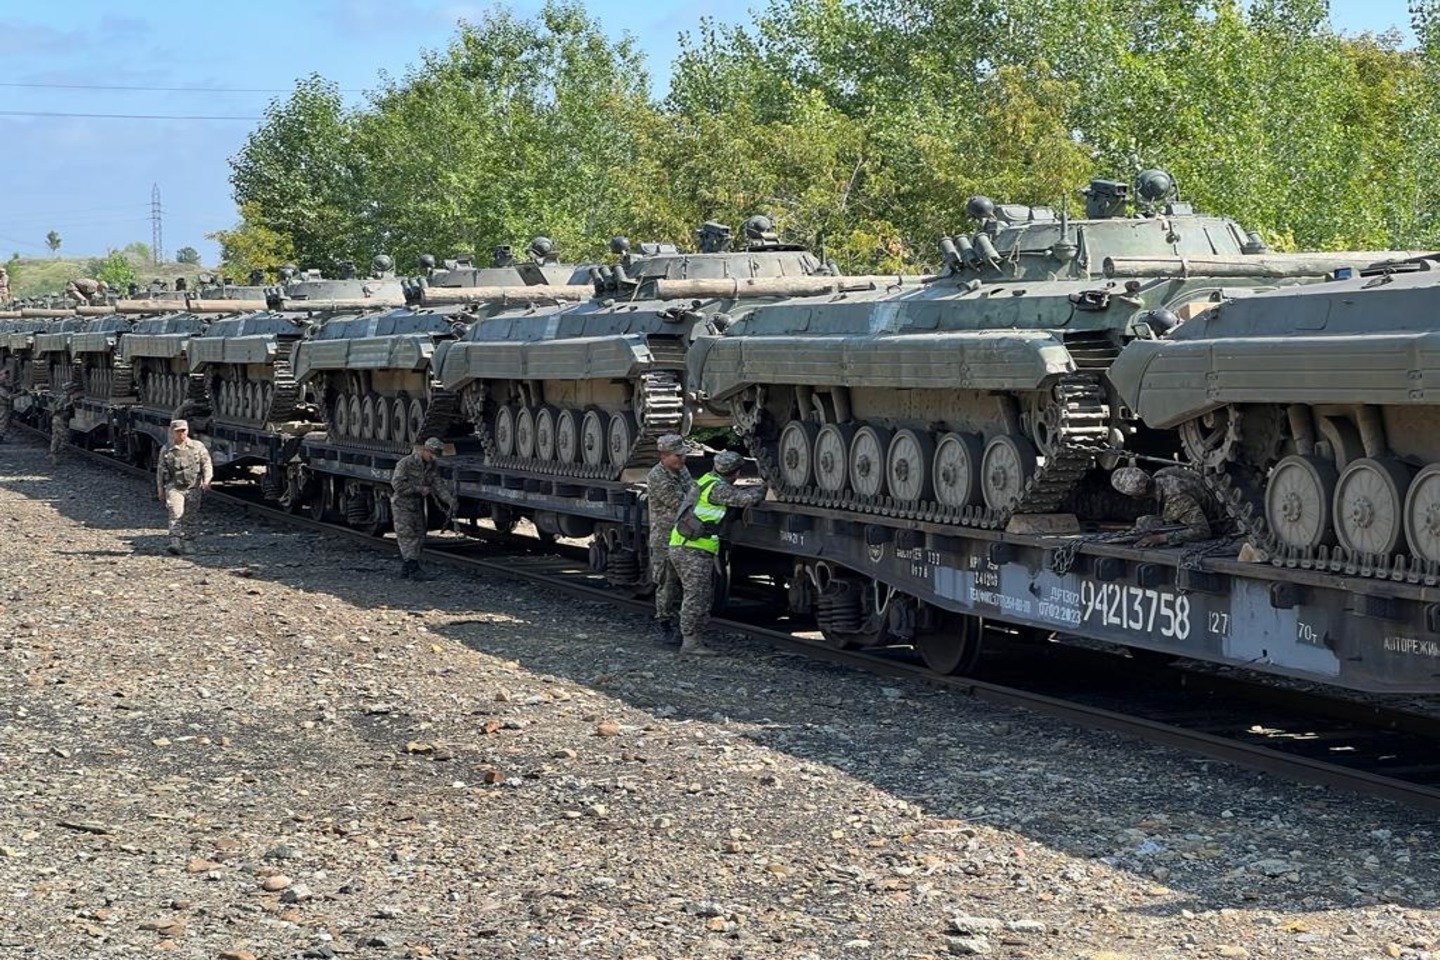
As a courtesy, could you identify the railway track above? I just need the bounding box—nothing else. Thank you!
[18,425,1440,814]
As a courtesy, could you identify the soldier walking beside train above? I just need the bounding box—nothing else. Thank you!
[646,434,696,642]
[390,437,455,580]
[668,449,767,656]
[1111,465,1213,547]
[156,419,213,555]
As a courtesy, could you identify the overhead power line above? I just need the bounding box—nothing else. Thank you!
[0,110,259,121]
[0,80,364,93]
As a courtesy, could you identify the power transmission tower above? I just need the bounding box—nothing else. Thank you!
[150,183,163,266]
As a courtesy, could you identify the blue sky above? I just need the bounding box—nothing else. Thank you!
[0,0,1416,265]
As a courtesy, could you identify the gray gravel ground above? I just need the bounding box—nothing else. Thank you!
[2,436,1440,960]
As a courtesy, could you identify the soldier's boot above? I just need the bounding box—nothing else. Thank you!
[400,559,417,579]
[655,618,677,644]
[678,634,717,656]
[180,540,196,556]
[410,563,436,582]
[166,537,183,556]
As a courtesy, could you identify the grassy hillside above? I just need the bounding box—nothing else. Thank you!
[5,254,213,300]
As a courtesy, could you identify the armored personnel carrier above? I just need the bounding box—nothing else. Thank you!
[118,311,211,415]
[296,246,591,454]
[432,217,914,483]
[32,314,87,399]
[691,172,1411,532]
[189,257,407,432]
[0,317,52,393]
[1111,257,1440,569]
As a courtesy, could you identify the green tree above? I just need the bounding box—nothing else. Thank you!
[230,75,359,268]
[92,250,136,291]
[45,231,61,256]
[175,246,202,265]
[208,202,298,277]
[348,1,652,267]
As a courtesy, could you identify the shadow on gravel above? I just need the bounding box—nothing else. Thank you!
[3,436,1437,918]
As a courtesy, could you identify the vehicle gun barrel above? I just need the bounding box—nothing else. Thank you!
[1103,252,1438,279]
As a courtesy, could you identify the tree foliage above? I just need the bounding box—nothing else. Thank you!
[175,246,202,265]
[221,0,1440,272]
[90,250,137,291]
[45,231,61,257]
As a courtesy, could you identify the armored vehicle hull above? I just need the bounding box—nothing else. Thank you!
[293,307,469,453]
[435,234,849,484]
[693,178,1416,539]
[1111,260,1440,569]
[119,313,211,415]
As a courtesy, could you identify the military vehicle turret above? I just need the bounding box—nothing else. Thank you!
[432,217,912,483]
[1110,257,1440,569]
[32,315,86,399]
[691,172,1415,535]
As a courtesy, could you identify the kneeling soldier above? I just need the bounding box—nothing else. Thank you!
[1111,465,1212,548]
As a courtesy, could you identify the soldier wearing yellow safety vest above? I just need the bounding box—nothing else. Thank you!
[667,449,766,656]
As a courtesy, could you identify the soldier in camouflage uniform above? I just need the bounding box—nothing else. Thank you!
[390,437,455,580]
[667,449,767,655]
[155,419,214,555]
[0,370,13,443]
[1112,465,1213,547]
[0,266,10,305]
[645,434,696,641]
[49,402,74,465]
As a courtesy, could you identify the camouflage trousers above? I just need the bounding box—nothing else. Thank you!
[164,487,203,542]
[392,496,427,560]
[49,426,66,456]
[669,544,718,641]
[652,532,681,623]
[0,401,10,440]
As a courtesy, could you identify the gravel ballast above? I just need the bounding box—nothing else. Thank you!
[2,437,1439,960]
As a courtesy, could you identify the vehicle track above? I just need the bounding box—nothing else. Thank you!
[21,425,1440,814]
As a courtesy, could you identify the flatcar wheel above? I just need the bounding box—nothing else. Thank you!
[980,434,1037,511]
[309,478,331,521]
[933,432,982,507]
[848,424,893,499]
[535,406,557,461]
[1404,464,1440,563]
[376,395,393,442]
[606,412,636,467]
[581,409,610,467]
[1265,454,1338,551]
[915,613,983,676]
[494,404,517,456]
[777,420,819,489]
[362,496,392,537]
[516,405,537,459]
[1333,457,1412,556]
[886,428,935,503]
[360,394,377,441]
[813,423,855,494]
[556,409,579,463]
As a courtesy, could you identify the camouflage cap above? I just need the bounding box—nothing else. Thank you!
[170,419,189,431]
[1111,466,1151,497]
[713,450,744,474]
[423,437,445,453]
[656,433,692,455]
